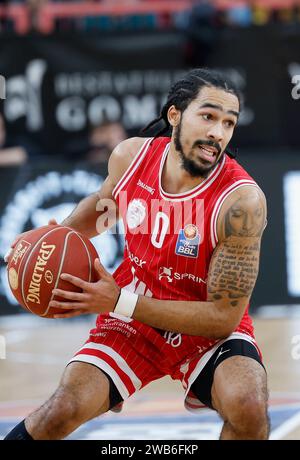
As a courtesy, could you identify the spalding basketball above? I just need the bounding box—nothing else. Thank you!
[7,225,98,318]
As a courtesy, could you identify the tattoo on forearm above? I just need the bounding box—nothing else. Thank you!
[208,236,260,307]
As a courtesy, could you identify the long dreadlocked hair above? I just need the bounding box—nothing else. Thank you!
[142,68,243,158]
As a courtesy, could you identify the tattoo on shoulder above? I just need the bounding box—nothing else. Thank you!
[224,190,266,238]
[208,236,261,308]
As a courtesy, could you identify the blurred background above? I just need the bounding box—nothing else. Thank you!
[0,0,300,441]
[0,0,300,315]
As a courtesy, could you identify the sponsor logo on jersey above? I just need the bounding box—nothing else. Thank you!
[129,252,146,268]
[158,266,173,282]
[126,243,147,268]
[126,199,146,229]
[137,179,155,195]
[158,266,206,284]
[175,224,200,258]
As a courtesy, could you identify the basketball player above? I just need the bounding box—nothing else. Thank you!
[5,69,269,440]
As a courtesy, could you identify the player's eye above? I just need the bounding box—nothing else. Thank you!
[225,120,235,128]
[202,113,212,121]
[231,211,244,218]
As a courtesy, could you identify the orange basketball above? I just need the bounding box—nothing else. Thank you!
[7,225,98,318]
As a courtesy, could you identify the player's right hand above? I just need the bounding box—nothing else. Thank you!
[4,219,58,263]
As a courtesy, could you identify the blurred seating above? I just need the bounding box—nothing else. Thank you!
[0,0,300,34]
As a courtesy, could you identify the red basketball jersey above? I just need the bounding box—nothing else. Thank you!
[109,137,259,341]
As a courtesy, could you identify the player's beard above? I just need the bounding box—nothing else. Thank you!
[174,120,223,178]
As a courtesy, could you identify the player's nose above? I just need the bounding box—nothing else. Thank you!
[207,122,224,143]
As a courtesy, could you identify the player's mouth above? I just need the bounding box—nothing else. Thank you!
[197,145,219,164]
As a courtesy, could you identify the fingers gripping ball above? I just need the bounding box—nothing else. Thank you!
[7,225,98,318]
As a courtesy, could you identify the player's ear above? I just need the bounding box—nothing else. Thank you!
[167,105,181,127]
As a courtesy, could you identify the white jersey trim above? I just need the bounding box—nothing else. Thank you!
[68,354,130,400]
[112,137,153,200]
[75,342,142,390]
[159,146,226,202]
[210,180,259,249]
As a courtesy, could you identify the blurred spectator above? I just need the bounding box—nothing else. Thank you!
[0,113,28,167]
[277,7,296,24]
[27,0,48,31]
[252,5,271,26]
[1,0,300,34]
[178,0,218,65]
[225,5,252,28]
[85,120,127,166]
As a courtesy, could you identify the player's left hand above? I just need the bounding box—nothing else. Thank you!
[48,258,120,318]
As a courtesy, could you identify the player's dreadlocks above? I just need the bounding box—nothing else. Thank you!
[142,68,242,158]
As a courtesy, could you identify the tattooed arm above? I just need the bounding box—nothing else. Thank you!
[207,185,267,330]
[132,185,267,338]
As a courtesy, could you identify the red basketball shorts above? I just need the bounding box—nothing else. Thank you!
[68,312,262,412]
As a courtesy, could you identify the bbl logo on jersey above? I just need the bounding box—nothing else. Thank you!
[175,224,200,258]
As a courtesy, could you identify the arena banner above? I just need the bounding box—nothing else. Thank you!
[0,151,300,315]
[0,28,299,158]
[279,28,300,148]
[0,32,187,158]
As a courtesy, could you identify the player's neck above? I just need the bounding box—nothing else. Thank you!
[162,145,206,194]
